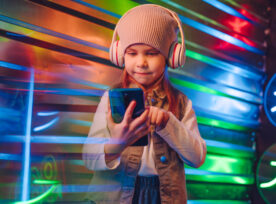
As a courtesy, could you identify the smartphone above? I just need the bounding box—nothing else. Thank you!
[109,88,148,146]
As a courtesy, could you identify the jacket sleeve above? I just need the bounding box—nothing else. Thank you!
[156,99,206,168]
[82,91,120,171]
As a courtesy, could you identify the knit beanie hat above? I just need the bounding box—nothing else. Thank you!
[116,4,179,58]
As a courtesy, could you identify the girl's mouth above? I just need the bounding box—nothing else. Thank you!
[135,72,150,75]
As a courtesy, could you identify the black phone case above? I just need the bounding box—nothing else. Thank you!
[109,88,148,146]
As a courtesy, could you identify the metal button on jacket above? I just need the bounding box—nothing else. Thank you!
[160,156,167,163]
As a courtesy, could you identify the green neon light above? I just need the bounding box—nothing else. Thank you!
[186,50,257,79]
[224,0,240,7]
[260,177,276,188]
[32,179,60,185]
[191,154,252,175]
[186,173,254,185]
[14,185,58,204]
[260,160,276,188]
[13,180,61,204]
[169,77,234,99]
[96,0,139,16]
[197,116,252,132]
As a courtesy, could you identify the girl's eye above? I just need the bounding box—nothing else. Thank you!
[126,52,136,56]
[147,52,159,56]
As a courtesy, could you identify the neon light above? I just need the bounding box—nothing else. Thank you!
[15,185,58,204]
[271,161,276,166]
[67,119,92,127]
[260,178,276,188]
[202,0,254,24]
[228,17,249,33]
[21,68,34,201]
[178,15,264,55]
[34,69,109,90]
[161,0,228,30]
[37,111,59,116]
[187,200,250,204]
[72,0,121,18]
[33,117,60,132]
[271,106,276,113]
[185,50,262,79]
[0,153,21,161]
[170,77,230,97]
[30,136,108,144]
[186,169,253,184]
[224,0,266,23]
[264,74,276,126]
[0,14,109,52]
[0,60,28,71]
[197,116,252,131]
[33,179,60,185]
[205,139,254,152]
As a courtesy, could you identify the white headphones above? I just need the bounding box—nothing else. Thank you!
[109,4,186,69]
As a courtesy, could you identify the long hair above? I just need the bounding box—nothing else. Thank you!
[121,69,179,116]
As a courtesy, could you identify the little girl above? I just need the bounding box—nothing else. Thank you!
[83,4,206,204]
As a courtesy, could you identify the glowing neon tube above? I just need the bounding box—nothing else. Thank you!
[202,0,255,24]
[178,15,264,55]
[21,69,34,201]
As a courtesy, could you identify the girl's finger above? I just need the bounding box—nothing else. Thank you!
[156,110,164,127]
[151,107,158,125]
[123,100,136,123]
[130,108,149,131]
[133,122,149,136]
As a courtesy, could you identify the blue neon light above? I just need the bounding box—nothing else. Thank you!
[202,0,255,24]
[21,68,34,201]
[67,118,92,127]
[205,139,254,152]
[0,61,28,71]
[72,0,121,18]
[33,117,60,132]
[34,69,109,90]
[37,111,59,116]
[264,74,276,126]
[178,15,264,55]
[186,50,263,80]
[1,135,118,144]
[0,153,21,161]
[185,168,249,176]
[36,86,106,96]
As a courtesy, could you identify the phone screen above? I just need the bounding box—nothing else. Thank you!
[109,88,148,146]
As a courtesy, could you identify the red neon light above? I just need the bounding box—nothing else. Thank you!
[228,17,249,33]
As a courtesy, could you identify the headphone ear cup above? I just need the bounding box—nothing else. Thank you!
[109,40,124,67]
[168,42,182,69]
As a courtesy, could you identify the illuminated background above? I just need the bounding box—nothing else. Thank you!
[0,0,275,203]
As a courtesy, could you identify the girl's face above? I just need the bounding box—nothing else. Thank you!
[124,44,166,88]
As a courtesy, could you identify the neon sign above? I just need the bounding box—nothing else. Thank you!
[264,74,276,126]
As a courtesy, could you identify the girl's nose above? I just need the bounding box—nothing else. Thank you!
[137,55,148,67]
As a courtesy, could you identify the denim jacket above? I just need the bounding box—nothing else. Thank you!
[82,85,206,204]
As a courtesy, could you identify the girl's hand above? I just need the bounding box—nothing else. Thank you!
[105,100,150,159]
[148,106,169,131]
